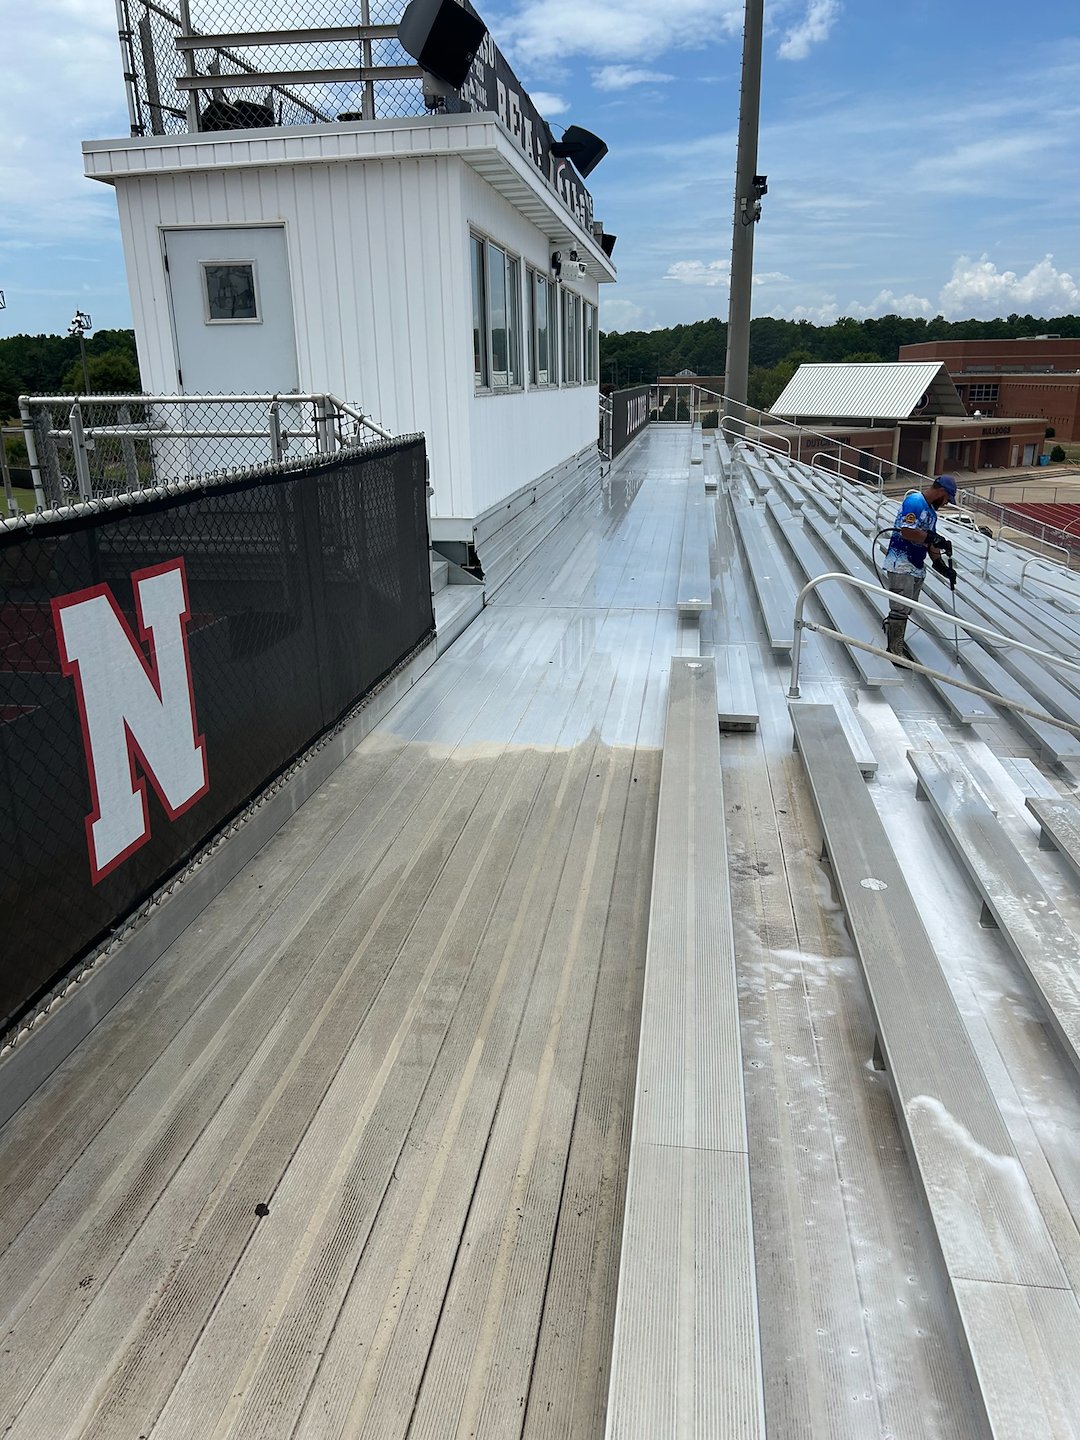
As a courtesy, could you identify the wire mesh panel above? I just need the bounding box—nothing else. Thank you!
[21,395,366,506]
[119,0,427,135]
[0,436,433,1033]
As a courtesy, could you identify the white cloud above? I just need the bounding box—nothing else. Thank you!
[601,297,647,331]
[845,288,935,319]
[663,259,731,288]
[592,66,676,92]
[938,254,1080,318]
[529,92,569,116]
[0,5,128,244]
[778,0,842,61]
[500,0,744,65]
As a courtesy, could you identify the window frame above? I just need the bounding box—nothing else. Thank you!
[527,267,559,387]
[200,259,261,325]
[470,230,524,393]
[561,288,583,385]
[470,234,489,388]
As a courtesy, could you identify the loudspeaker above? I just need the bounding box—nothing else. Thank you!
[200,98,274,131]
[549,125,608,178]
[600,232,617,258]
[398,0,488,90]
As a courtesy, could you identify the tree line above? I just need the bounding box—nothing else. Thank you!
[600,312,1080,410]
[0,330,142,422]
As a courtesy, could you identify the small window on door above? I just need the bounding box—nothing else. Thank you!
[201,261,260,322]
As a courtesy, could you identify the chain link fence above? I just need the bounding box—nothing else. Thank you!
[1,435,434,1033]
[119,0,427,135]
[17,393,390,509]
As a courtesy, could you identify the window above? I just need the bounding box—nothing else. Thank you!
[528,269,558,386]
[969,383,999,403]
[471,235,488,386]
[470,233,522,390]
[202,261,259,322]
[561,289,582,384]
[583,302,598,384]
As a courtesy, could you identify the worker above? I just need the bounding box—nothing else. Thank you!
[881,475,957,656]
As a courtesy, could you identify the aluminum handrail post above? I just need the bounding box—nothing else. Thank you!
[68,403,94,501]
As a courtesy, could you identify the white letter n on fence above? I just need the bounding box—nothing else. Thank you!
[52,558,209,883]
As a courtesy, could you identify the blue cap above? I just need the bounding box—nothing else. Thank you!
[936,474,957,500]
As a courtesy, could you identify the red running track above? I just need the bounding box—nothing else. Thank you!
[1008,502,1080,539]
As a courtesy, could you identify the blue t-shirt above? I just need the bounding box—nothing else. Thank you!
[884,490,937,574]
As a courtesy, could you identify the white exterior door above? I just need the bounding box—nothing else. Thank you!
[163,226,299,394]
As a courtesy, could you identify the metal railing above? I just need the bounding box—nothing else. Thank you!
[957,488,1080,568]
[16,392,392,508]
[118,0,427,138]
[787,571,1080,738]
[697,387,1080,586]
[598,393,613,464]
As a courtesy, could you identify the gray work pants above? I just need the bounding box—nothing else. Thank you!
[885,569,924,618]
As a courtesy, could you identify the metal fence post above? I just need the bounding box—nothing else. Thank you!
[268,400,283,463]
[19,399,47,509]
[118,404,141,493]
[69,404,94,501]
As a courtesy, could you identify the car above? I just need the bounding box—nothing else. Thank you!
[944,511,994,537]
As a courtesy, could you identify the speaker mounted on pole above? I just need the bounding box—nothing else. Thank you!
[548,125,608,179]
[398,0,488,91]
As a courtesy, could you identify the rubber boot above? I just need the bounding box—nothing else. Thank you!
[885,615,906,657]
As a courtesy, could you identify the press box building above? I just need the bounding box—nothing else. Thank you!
[82,2,616,561]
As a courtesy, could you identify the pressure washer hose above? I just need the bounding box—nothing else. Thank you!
[872,526,961,661]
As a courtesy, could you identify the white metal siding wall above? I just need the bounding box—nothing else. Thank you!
[113,158,473,517]
[112,150,601,521]
[461,166,601,518]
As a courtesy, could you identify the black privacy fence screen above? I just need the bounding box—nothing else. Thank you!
[0,436,434,1032]
[610,387,651,458]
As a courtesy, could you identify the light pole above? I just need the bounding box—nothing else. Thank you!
[68,309,92,393]
[723,0,766,432]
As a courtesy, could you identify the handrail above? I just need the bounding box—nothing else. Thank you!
[723,423,791,456]
[1019,554,1080,596]
[808,454,845,522]
[787,571,1080,739]
[717,392,938,498]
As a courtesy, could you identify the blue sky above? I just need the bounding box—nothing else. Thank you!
[2,1,1079,339]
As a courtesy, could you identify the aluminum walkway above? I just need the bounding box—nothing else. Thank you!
[0,434,685,1440]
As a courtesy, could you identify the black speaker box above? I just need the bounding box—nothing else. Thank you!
[550,125,608,179]
[398,0,487,90]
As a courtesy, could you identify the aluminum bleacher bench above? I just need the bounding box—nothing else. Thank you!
[690,422,704,466]
[606,657,766,1440]
[678,488,712,615]
[790,679,876,775]
[909,748,1080,1080]
[791,704,1080,1437]
[713,643,759,730]
[1026,794,1080,878]
[729,498,794,654]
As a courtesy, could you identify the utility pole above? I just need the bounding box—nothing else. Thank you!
[723,0,766,433]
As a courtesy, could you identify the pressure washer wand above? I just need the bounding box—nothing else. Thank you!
[931,551,960,661]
